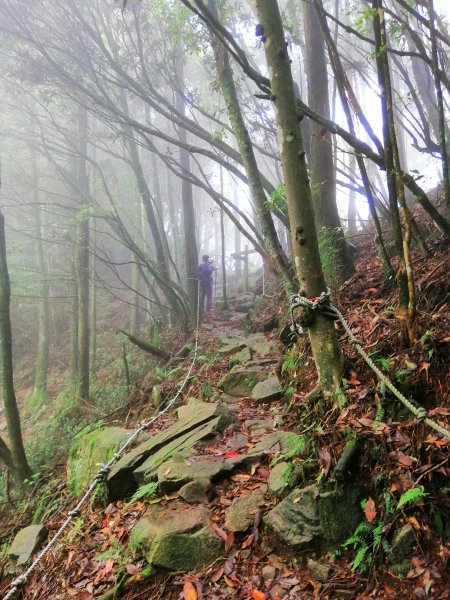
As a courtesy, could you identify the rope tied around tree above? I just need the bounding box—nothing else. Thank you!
[290,291,450,439]
[1,285,202,600]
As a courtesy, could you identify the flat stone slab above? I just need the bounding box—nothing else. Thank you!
[245,419,274,436]
[219,368,268,396]
[225,485,267,532]
[131,503,222,572]
[107,402,235,500]
[252,375,282,402]
[8,524,47,567]
[157,455,236,494]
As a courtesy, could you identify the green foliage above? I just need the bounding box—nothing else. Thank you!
[419,330,436,360]
[265,183,288,215]
[373,403,385,430]
[397,486,426,510]
[272,434,310,465]
[155,365,183,381]
[128,481,159,504]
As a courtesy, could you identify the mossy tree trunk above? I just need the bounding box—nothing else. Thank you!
[373,0,415,342]
[303,1,354,281]
[0,211,32,483]
[208,0,294,295]
[255,0,344,402]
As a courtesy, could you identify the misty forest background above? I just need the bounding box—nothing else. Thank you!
[0,0,449,596]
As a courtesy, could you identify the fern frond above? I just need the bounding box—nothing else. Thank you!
[352,545,369,571]
[397,486,426,509]
[128,481,159,504]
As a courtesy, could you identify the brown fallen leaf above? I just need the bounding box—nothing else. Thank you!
[225,531,235,554]
[210,566,224,583]
[364,497,376,523]
[183,579,197,600]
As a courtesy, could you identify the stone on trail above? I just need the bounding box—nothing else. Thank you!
[131,503,223,572]
[245,419,274,436]
[390,524,416,563]
[230,346,252,365]
[307,558,332,582]
[179,477,214,504]
[8,524,47,567]
[265,484,362,552]
[251,375,282,402]
[157,454,235,494]
[225,485,267,532]
[107,401,236,499]
[218,368,268,396]
[67,426,135,497]
[268,461,292,494]
[248,431,305,456]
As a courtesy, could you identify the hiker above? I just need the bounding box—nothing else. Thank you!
[198,254,216,313]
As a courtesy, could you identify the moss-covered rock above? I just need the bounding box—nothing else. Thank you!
[130,503,222,571]
[225,485,267,532]
[218,368,268,396]
[265,483,362,552]
[67,427,132,497]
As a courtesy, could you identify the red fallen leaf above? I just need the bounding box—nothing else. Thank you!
[225,531,235,554]
[318,447,332,477]
[364,497,376,523]
[346,378,361,386]
[102,519,112,528]
[251,590,266,600]
[241,533,254,549]
[183,580,197,600]
[225,451,239,458]
[357,386,370,400]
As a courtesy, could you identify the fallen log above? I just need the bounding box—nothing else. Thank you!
[117,330,170,360]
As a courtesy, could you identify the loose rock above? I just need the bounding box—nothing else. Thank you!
[8,524,47,567]
[252,375,282,402]
[225,485,267,532]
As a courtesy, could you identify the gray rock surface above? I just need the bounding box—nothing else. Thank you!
[225,485,267,532]
[391,524,416,563]
[107,401,235,499]
[8,524,47,567]
[251,375,282,402]
[265,484,362,552]
[179,478,214,504]
[131,503,222,571]
[157,455,235,494]
[307,558,332,581]
[218,368,268,396]
[268,461,291,494]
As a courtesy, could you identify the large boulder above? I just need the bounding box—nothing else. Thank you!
[251,375,282,402]
[107,402,236,499]
[131,503,223,571]
[67,427,133,496]
[218,368,268,396]
[265,484,362,552]
[8,524,47,568]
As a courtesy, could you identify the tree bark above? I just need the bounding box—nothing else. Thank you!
[208,0,294,294]
[303,1,354,280]
[0,212,32,482]
[255,0,344,402]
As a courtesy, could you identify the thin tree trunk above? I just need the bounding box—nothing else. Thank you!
[0,211,32,482]
[76,106,90,403]
[208,0,294,294]
[31,147,49,401]
[373,0,410,321]
[427,0,450,223]
[219,166,228,307]
[89,224,97,372]
[176,59,199,325]
[255,0,344,403]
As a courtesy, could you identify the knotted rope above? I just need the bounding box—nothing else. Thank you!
[290,291,450,440]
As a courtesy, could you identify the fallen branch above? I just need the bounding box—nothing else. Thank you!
[117,330,170,360]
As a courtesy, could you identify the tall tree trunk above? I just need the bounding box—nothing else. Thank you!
[76,106,90,403]
[219,166,228,308]
[0,211,32,482]
[208,0,294,294]
[373,0,411,326]
[89,224,97,372]
[427,0,450,223]
[303,0,354,280]
[313,0,394,279]
[31,147,50,401]
[176,59,199,325]
[255,0,344,403]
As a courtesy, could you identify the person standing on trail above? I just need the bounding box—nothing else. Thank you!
[198,254,216,313]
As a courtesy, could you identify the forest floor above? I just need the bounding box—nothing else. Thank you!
[0,233,449,600]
